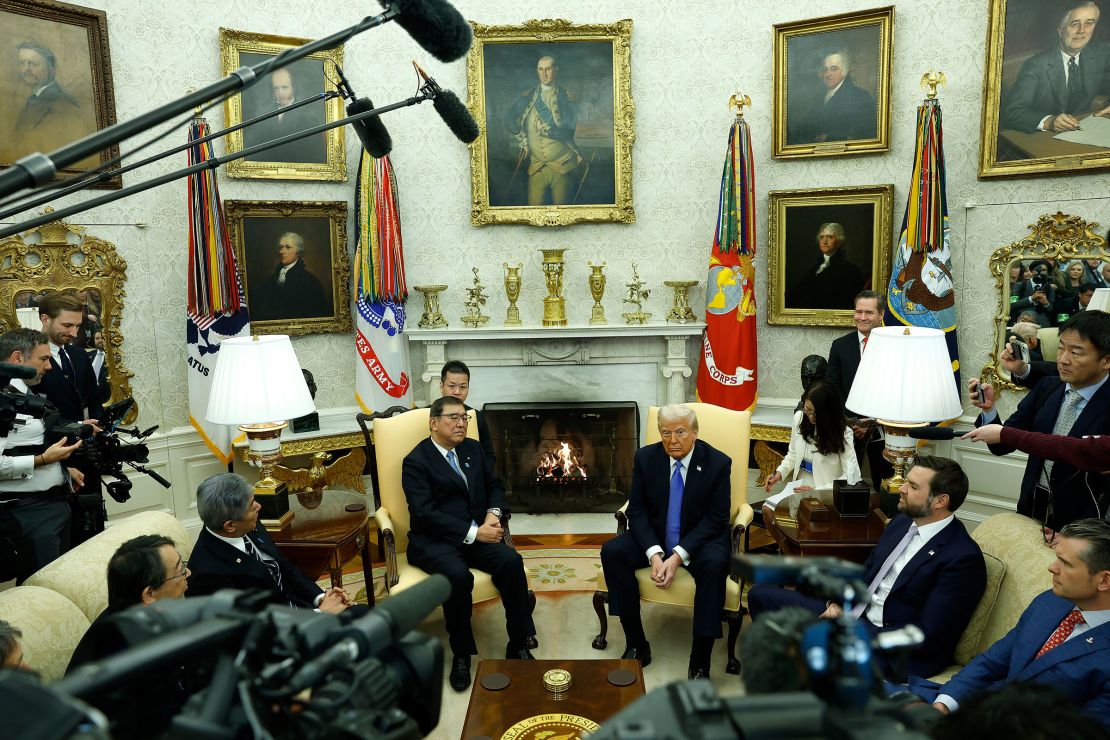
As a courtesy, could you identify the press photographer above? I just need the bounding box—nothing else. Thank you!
[0,328,84,582]
[35,292,106,545]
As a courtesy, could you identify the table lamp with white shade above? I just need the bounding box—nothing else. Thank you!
[845,326,963,514]
[1086,288,1110,313]
[206,335,315,531]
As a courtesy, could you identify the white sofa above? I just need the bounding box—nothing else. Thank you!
[0,511,191,680]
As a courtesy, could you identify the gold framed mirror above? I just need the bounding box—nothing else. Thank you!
[0,210,136,421]
[980,212,1109,393]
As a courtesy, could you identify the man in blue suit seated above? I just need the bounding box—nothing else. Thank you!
[910,518,1110,728]
[601,403,732,680]
[747,456,986,681]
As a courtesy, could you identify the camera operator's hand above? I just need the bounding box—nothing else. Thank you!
[318,591,349,614]
[961,424,1003,445]
[654,553,681,589]
[39,437,80,465]
[1000,337,1029,378]
[968,377,995,412]
[67,467,85,490]
[764,471,782,492]
[475,519,503,543]
[1032,288,1048,306]
[81,419,103,433]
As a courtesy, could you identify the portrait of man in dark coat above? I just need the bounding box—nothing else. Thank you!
[790,50,877,145]
[250,231,331,321]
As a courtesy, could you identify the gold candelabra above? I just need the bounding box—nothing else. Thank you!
[414,285,448,329]
[665,280,699,323]
[622,263,651,325]
[461,267,490,327]
[540,248,568,326]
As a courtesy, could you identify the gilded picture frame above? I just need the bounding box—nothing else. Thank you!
[979,0,1110,179]
[219,28,346,182]
[467,18,635,227]
[225,200,352,336]
[766,184,893,327]
[0,0,121,188]
[0,213,137,421]
[772,7,894,159]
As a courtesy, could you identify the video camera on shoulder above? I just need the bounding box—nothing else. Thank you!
[0,363,48,436]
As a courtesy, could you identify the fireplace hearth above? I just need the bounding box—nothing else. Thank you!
[484,402,638,514]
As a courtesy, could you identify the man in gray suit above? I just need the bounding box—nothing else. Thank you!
[1001,2,1110,133]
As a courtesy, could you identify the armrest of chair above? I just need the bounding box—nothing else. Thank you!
[731,503,754,561]
[373,507,399,588]
[614,501,629,535]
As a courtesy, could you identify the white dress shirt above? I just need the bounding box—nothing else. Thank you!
[645,447,695,566]
[865,515,955,627]
[0,379,65,500]
[277,260,298,286]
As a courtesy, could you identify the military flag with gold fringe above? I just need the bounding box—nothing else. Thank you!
[354,151,412,412]
[185,117,251,463]
[885,97,959,387]
[696,113,758,411]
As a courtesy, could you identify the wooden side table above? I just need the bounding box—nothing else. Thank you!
[766,489,888,563]
[461,659,645,740]
[270,488,375,606]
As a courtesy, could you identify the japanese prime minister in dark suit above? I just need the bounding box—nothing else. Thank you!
[601,404,732,679]
[402,396,536,692]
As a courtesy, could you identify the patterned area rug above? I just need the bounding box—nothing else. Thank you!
[317,548,603,603]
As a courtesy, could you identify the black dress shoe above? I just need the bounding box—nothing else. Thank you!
[505,644,536,659]
[449,655,472,692]
[688,667,710,680]
[620,643,652,668]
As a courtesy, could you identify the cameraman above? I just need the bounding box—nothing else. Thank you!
[1010,259,1057,327]
[0,329,84,581]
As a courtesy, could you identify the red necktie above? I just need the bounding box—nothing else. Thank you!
[1035,609,1085,659]
[861,336,868,353]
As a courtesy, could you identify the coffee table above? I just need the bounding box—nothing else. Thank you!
[766,489,888,563]
[270,488,375,605]
[460,658,644,739]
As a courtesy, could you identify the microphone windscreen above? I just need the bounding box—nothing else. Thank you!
[906,426,959,441]
[347,98,393,158]
[432,89,479,144]
[385,0,473,62]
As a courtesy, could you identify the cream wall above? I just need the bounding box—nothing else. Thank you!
[12,0,1109,523]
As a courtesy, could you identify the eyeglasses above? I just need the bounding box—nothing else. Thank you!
[435,413,472,424]
[162,560,189,584]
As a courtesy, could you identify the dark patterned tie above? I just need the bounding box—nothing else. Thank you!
[1067,56,1085,114]
[244,536,283,592]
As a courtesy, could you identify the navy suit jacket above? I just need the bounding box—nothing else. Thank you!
[861,514,986,678]
[186,525,323,608]
[915,590,1110,727]
[1002,43,1110,133]
[826,330,862,408]
[402,437,505,557]
[980,375,1110,527]
[626,440,731,561]
[38,343,104,423]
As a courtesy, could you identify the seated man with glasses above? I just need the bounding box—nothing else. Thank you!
[402,396,536,693]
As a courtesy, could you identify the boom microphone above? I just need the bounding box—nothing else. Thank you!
[383,0,473,62]
[347,97,394,157]
[906,426,960,441]
[414,62,480,144]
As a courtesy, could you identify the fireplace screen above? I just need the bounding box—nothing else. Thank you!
[484,402,639,514]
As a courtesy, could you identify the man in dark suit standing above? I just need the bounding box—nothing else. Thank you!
[186,473,357,613]
[791,51,877,144]
[37,292,103,425]
[402,396,536,692]
[826,289,893,491]
[970,310,1110,531]
[438,360,495,472]
[910,518,1110,728]
[1001,2,1110,134]
[600,404,732,679]
[749,456,986,681]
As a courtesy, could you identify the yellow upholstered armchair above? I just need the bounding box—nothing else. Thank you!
[592,403,753,673]
[372,408,536,644]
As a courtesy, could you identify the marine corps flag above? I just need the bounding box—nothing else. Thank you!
[696,113,758,411]
[185,117,250,463]
[885,97,959,386]
[354,151,413,413]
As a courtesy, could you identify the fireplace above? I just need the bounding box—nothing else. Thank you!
[484,402,639,514]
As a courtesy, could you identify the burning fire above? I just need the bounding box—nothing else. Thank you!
[536,441,588,480]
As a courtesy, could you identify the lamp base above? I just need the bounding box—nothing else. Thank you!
[255,479,293,535]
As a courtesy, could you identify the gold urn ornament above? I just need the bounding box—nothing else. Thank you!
[539,247,569,327]
[503,262,523,326]
[588,261,607,325]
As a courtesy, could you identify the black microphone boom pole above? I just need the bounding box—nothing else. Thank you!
[0,92,434,238]
[0,0,472,200]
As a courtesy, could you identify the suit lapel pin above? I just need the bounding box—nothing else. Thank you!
[928,550,936,556]
[235,558,242,564]
[1087,637,1095,644]
[696,465,702,472]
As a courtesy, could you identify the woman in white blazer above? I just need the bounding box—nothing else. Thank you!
[765,381,862,493]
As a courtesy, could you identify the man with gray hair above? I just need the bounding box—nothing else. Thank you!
[0,619,26,669]
[253,231,330,321]
[186,473,356,613]
[0,328,84,581]
[1002,1,1110,133]
[600,403,732,679]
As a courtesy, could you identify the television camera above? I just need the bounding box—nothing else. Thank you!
[593,553,937,740]
[50,397,171,503]
[0,575,450,739]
